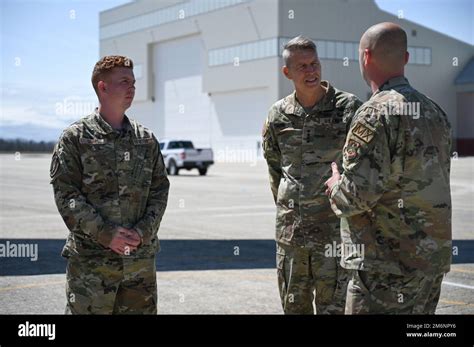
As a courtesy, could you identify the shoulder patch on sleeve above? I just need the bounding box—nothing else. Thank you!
[352,122,375,144]
[344,138,362,160]
[50,152,61,180]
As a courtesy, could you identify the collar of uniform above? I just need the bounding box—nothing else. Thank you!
[281,92,305,116]
[312,80,335,112]
[376,76,409,93]
[93,110,133,136]
[121,115,133,135]
[282,80,335,116]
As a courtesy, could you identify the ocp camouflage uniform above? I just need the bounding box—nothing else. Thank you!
[329,76,452,314]
[51,110,169,314]
[263,81,362,314]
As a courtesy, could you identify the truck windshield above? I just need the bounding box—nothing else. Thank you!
[180,141,194,149]
[168,141,194,149]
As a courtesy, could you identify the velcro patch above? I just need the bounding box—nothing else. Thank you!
[351,123,375,143]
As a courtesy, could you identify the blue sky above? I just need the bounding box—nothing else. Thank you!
[1,0,473,141]
[0,0,130,140]
[376,0,473,44]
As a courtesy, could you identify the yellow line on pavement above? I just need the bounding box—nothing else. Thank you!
[0,280,64,292]
[439,299,474,308]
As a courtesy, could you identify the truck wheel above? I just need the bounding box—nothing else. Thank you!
[198,168,207,176]
[168,160,179,175]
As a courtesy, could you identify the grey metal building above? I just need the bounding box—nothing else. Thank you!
[100,0,474,157]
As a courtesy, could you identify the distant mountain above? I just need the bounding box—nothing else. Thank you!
[0,124,64,142]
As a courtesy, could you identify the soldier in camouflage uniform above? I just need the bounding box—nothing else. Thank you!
[51,56,169,314]
[325,23,452,314]
[262,36,362,314]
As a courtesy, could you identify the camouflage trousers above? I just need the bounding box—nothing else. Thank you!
[276,243,349,314]
[65,255,157,314]
[345,270,445,314]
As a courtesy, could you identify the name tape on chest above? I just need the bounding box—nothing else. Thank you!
[79,138,106,145]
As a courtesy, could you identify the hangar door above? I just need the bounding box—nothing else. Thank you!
[210,88,270,154]
[154,35,271,155]
[154,35,211,147]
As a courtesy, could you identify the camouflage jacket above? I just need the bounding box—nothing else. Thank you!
[329,76,452,275]
[50,111,170,258]
[263,81,362,247]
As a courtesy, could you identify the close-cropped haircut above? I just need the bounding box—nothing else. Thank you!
[282,36,317,67]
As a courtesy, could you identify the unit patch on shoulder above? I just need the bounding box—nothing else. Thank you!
[50,152,60,179]
[351,122,375,144]
[344,139,361,160]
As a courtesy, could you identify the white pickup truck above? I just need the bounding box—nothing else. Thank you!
[160,139,214,176]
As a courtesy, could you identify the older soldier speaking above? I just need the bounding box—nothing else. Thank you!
[325,23,452,314]
[263,36,362,314]
[51,56,169,314]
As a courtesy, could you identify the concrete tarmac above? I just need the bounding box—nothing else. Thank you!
[0,154,472,314]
